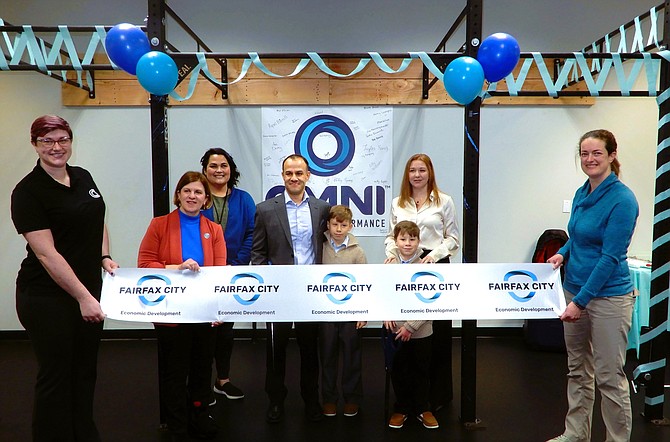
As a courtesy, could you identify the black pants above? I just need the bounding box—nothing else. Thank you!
[391,336,432,415]
[213,321,235,379]
[429,320,453,406]
[16,288,102,442]
[155,323,215,435]
[420,250,454,407]
[265,322,319,407]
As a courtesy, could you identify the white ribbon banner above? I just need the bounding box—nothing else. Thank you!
[101,263,565,323]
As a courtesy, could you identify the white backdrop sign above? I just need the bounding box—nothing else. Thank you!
[261,107,393,236]
[101,263,565,323]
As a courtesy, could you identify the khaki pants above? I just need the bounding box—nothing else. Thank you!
[562,290,634,442]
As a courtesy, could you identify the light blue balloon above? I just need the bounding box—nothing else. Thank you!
[443,56,485,105]
[136,51,178,96]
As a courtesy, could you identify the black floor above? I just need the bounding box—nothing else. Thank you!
[1,335,668,442]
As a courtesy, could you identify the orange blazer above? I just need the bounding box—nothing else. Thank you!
[138,209,227,268]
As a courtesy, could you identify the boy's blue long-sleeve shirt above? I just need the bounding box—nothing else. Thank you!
[203,187,256,265]
[558,172,638,308]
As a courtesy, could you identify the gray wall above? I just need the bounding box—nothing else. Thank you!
[0,0,660,330]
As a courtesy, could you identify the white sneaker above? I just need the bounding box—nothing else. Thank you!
[546,435,576,442]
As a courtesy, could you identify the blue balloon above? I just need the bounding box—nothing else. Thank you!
[136,51,178,96]
[443,56,485,105]
[105,23,150,75]
[477,33,521,82]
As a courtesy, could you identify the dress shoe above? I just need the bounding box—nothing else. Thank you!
[322,402,337,417]
[305,403,324,422]
[343,403,359,417]
[417,411,439,429]
[388,413,407,429]
[266,403,284,423]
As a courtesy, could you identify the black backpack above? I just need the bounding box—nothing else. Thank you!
[523,229,569,352]
[532,229,568,279]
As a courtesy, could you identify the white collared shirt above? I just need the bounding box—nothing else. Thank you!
[384,191,460,261]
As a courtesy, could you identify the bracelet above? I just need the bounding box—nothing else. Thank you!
[573,301,586,310]
[101,255,112,262]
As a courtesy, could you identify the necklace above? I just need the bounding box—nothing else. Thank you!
[212,193,229,228]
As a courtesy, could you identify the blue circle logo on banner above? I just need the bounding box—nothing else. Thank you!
[503,270,538,302]
[294,115,355,176]
[136,274,170,306]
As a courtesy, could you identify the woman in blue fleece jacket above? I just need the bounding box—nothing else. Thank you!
[201,147,256,401]
[547,130,638,442]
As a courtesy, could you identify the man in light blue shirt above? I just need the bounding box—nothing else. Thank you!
[251,154,331,424]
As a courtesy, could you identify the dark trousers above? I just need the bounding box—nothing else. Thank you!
[213,321,235,379]
[429,320,454,406]
[265,322,320,407]
[391,336,432,415]
[155,323,215,435]
[16,289,102,442]
[421,250,454,407]
[319,322,363,405]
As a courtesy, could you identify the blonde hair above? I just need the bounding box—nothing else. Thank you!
[398,153,441,208]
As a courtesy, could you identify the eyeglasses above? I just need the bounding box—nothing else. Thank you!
[36,137,72,148]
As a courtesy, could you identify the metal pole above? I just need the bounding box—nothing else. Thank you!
[640,0,670,424]
[147,0,170,217]
[460,0,484,429]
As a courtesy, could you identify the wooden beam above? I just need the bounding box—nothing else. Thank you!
[62,57,596,106]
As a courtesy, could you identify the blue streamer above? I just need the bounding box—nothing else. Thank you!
[650,261,670,281]
[633,358,666,379]
[249,52,310,78]
[307,52,369,77]
[645,394,665,406]
[639,320,668,344]
[368,52,413,74]
[658,114,670,130]
[649,289,669,308]
[409,52,443,82]
[465,125,479,153]
[505,58,532,96]
[652,231,670,249]
[653,207,670,224]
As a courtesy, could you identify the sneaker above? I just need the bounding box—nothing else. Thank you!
[188,402,218,439]
[323,403,337,417]
[343,403,359,417]
[417,411,439,429]
[388,413,407,429]
[208,394,217,406]
[546,436,577,442]
[213,381,245,399]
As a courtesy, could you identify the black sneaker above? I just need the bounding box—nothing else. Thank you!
[212,381,245,399]
[188,402,218,439]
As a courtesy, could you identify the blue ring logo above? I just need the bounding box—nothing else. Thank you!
[504,270,538,302]
[230,273,264,305]
[324,272,355,305]
[137,274,170,306]
[294,115,355,176]
[411,271,444,303]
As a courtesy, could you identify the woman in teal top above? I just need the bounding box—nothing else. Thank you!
[547,129,638,442]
